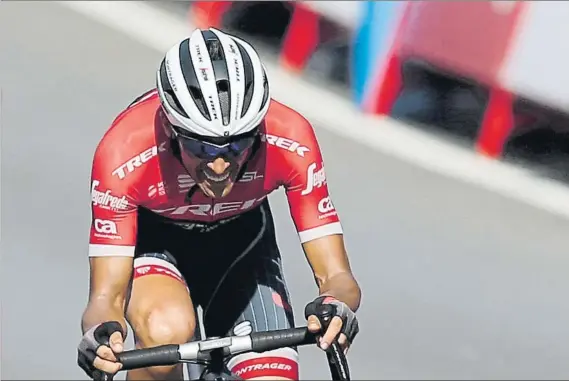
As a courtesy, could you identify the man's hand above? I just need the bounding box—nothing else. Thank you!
[304,296,359,353]
[78,321,125,380]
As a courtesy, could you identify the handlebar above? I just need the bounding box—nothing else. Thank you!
[115,303,351,380]
[115,326,350,380]
[116,327,316,370]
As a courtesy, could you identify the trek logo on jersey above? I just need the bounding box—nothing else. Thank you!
[152,196,266,217]
[112,141,168,180]
[91,180,129,211]
[260,133,310,157]
[317,196,336,218]
[301,162,326,196]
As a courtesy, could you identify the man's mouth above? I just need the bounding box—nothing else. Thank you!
[203,170,231,182]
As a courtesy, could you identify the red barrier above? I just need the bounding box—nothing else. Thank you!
[187,2,530,158]
[188,1,321,73]
[279,4,320,72]
[370,1,527,158]
[476,89,516,157]
[191,1,233,29]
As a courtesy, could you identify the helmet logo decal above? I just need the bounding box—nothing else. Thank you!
[233,58,241,82]
[165,59,177,92]
[200,68,209,81]
[195,44,204,63]
[207,95,218,120]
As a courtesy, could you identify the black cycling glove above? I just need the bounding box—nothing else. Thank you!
[77,321,124,380]
[304,295,359,343]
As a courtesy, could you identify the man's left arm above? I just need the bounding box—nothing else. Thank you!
[303,235,361,312]
[282,117,361,349]
[302,235,361,350]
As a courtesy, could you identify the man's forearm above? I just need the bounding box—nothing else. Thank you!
[318,272,361,312]
[81,297,127,335]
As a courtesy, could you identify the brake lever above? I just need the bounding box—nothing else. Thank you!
[93,370,113,381]
[317,304,351,381]
[92,337,116,381]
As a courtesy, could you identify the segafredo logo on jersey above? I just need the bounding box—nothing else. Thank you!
[152,196,266,217]
[112,141,168,180]
[301,162,326,196]
[91,180,129,210]
[260,133,310,157]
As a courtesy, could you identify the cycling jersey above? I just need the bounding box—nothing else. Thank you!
[89,90,343,257]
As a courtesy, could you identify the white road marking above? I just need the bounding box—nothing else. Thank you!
[57,1,569,219]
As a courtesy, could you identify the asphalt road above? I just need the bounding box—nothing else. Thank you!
[1,2,569,380]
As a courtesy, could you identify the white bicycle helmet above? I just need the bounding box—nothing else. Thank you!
[156,28,270,138]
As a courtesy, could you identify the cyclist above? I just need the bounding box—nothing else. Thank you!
[78,28,361,381]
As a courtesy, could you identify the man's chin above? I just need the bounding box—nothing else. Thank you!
[199,181,235,198]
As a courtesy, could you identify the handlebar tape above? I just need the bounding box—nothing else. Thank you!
[250,327,316,352]
[116,344,180,370]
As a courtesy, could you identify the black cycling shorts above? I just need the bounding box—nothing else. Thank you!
[133,199,295,340]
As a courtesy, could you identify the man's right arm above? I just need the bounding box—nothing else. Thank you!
[85,133,139,334]
[81,256,133,335]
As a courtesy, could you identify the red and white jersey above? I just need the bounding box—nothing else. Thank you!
[89,90,343,257]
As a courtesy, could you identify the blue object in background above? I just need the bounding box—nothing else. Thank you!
[351,1,404,107]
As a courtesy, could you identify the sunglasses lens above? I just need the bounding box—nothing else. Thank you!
[178,135,255,159]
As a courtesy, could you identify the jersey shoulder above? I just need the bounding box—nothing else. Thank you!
[264,99,314,138]
[262,99,319,161]
[93,89,162,178]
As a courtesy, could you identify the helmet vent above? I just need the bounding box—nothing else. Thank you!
[203,30,231,126]
[159,60,189,119]
[205,36,224,61]
[217,80,231,126]
[179,39,211,121]
[237,43,255,117]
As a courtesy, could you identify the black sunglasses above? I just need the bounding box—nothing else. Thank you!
[171,125,258,160]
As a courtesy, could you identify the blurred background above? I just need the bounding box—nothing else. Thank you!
[2,1,569,380]
[187,0,569,180]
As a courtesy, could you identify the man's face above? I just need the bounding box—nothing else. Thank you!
[178,145,253,198]
[163,114,259,198]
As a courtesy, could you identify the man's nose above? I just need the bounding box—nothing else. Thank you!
[207,157,230,174]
